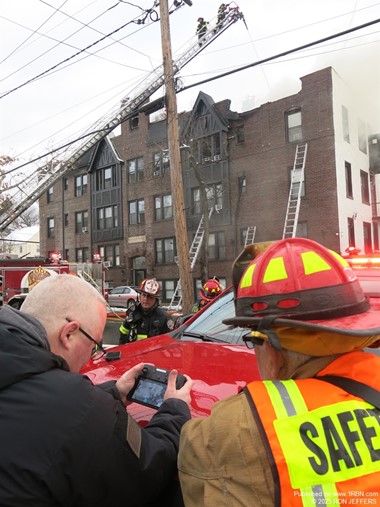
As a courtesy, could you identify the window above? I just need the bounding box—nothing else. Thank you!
[75,210,89,233]
[342,105,350,143]
[289,167,305,197]
[75,174,88,196]
[286,109,302,142]
[65,249,69,261]
[199,134,221,163]
[64,214,69,227]
[345,162,353,199]
[128,157,144,183]
[192,183,223,214]
[348,217,355,247]
[76,248,89,263]
[238,176,247,195]
[130,115,139,129]
[363,222,372,253]
[96,205,118,230]
[153,152,170,176]
[158,279,178,302]
[95,166,117,191]
[47,217,55,239]
[155,237,176,264]
[155,194,173,220]
[296,221,308,238]
[129,199,145,225]
[99,244,120,266]
[358,119,367,154]
[360,170,370,205]
[47,186,53,203]
[236,126,245,144]
[208,231,225,260]
[63,178,68,191]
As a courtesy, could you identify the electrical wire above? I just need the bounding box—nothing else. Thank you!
[0,0,69,66]
[0,1,159,100]
[3,15,378,180]
[179,17,380,93]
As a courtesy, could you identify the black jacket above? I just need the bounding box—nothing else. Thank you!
[0,306,190,507]
[119,302,173,344]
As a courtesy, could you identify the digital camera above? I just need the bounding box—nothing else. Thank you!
[127,364,187,410]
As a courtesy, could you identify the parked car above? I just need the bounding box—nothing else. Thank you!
[82,256,380,425]
[107,286,138,309]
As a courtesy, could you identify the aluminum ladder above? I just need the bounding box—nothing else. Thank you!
[244,226,256,246]
[282,143,308,239]
[168,207,215,311]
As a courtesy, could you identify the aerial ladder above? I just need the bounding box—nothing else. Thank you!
[0,3,245,232]
[282,143,308,239]
[168,206,215,311]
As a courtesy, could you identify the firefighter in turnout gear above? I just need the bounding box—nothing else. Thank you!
[178,238,380,506]
[192,277,222,313]
[196,17,208,47]
[119,278,174,344]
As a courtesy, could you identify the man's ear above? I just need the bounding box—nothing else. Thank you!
[59,321,77,351]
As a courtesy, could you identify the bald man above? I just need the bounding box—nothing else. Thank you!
[0,274,192,507]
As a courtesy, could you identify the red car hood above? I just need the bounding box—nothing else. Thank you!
[81,334,259,425]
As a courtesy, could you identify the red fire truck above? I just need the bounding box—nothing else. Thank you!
[0,256,106,306]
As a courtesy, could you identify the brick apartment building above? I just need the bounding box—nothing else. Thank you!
[39,66,380,303]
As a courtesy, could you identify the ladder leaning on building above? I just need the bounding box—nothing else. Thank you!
[168,207,215,311]
[282,143,308,239]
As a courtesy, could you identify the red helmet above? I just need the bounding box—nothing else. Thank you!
[200,277,222,301]
[137,278,160,298]
[223,238,380,337]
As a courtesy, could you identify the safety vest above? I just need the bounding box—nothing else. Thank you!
[244,351,380,506]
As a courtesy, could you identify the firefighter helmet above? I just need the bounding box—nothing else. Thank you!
[137,278,160,298]
[223,238,380,337]
[200,277,222,302]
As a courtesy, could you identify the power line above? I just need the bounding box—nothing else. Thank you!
[0,2,159,100]
[0,0,69,66]
[3,16,379,177]
[179,17,380,92]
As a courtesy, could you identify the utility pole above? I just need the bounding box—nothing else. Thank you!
[159,0,193,313]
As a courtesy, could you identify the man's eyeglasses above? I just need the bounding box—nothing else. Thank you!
[65,318,106,359]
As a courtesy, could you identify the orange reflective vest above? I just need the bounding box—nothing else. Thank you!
[244,351,380,506]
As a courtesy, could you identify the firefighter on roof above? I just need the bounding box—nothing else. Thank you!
[179,238,380,506]
[119,278,174,344]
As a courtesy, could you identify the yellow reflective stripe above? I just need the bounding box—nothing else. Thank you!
[264,380,308,418]
[240,263,256,288]
[301,251,332,275]
[263,257,287,283]
[137,334,148,340]
[329,249,350,268]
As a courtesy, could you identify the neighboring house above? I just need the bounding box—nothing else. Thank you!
[38,66,380,303]
[1,225,40,258]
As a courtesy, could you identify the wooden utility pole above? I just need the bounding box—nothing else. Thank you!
[159,0,193,313]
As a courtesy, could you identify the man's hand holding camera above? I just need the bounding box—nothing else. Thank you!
[116,362,192,407]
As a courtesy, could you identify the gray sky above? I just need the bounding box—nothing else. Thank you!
[0,0,379,168]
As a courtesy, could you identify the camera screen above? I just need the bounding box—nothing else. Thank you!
[130,378,166,408]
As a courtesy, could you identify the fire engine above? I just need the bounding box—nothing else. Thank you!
[0,255,106,305]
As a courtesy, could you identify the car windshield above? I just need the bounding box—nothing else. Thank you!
[179,288,246,345]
